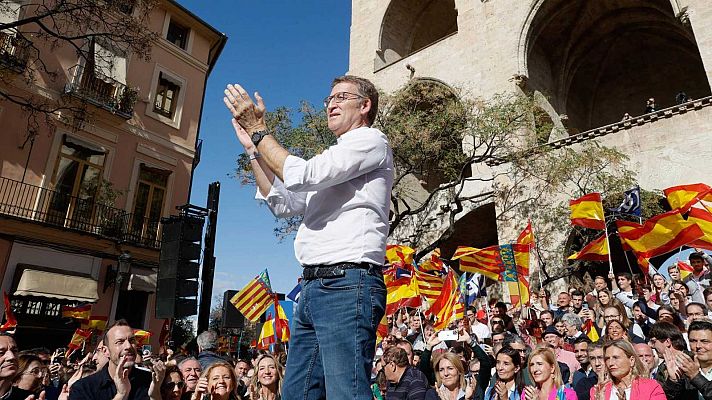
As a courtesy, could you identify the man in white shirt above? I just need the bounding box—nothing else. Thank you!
[224,75,393,400]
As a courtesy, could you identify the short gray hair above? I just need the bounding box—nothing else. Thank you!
[561,313,582,329]
[196,330,218,351]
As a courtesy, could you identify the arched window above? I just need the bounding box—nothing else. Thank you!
[378,0,458,67]
[523,0,711,133]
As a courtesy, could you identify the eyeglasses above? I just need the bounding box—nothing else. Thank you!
[603,314,620,320]
[323,92,364,108]
[161,381,185,390]
[24,368,47,377]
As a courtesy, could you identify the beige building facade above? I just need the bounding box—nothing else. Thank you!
[348,0,712,284]
[0,0,225,349]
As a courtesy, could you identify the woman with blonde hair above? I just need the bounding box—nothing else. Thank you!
[191,361,239,400]
[433,352,476,400]
[590,339,665,400]
[523,346,577,400]
[249,353,283,400]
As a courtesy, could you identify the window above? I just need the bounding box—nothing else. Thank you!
[166,19,189,50]
[130,164,169,243]
[48,136,107,225]
[153,72,180,118]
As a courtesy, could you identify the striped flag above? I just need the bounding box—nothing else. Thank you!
[385,245,415,267]
[427,270,462,330]
[376,314,389,345]
[273,298,290,343]
[568,234,609,262]
[413,269,444,304]
[418,248,444,273]
[61,304,92,320]
[517,222,535,246]
[66,328,92,357]
[230,269,274,322]
[570,193,606,230]
[688,208,712,251]
[452,245,504,281]
[500,244,529,307]
[80,316,108,332]
[664,183,712,213]
[678,261,695,282]
[133,329,152,346]
[616,210,704,259]
[257,314,276,349]
[385,276,421,315]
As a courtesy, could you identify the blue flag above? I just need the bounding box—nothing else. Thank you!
[286,282,301,303]
[611,186,641,216]
[461,273,484,306]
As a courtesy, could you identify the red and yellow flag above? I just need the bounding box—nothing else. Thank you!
[453,245,504,281]
[688,208,712,251]
[0,292,17,332]
[517,222,535,246]
[230,270,273,322]
[386,276,421,315]
[66,328,93,357]
[616,210,704,259]
[570,193,606,230]
[418,248,444,273]
[133,329,152,346]
[80,316,108,332]
[663,183,712,213]
[61,304,92,320]
[273,298,290,343]
[568,234,609,262]
[413,269,444,304]
[427,270,462,330]
[385,245,415,267]
[376,314,389,346]
[257,314,276,349]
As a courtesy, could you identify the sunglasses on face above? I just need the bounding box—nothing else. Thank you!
[161,381,185,391]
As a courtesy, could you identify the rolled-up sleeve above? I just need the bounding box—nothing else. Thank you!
[255,177,307,217]
[282,129,389,192]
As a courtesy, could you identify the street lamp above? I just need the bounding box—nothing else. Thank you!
[103,251,132,292]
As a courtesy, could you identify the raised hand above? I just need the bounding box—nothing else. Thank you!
[113,355,131,400]
[223,84,267,134]
[495,380,507,400]
[676,351,701,380]
[191,377,209,400]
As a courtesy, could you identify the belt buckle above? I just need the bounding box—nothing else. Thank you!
[324,266,345,279]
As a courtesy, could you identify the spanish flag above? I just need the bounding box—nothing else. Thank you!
[385,276,421,315]
[376,314,389,346]
[688,208,712,251]
[133,329,152,346]
[678,261,695,281]
[385,245,415,267]
[663,183,712,213]
[273,298,290,342]
[570,193,606,230]
[66,328,93,357]
[616,210,704,259]
[61,304,92,320]
[453,245,504,281]
[418,248,444,273]
[568,234,609,262]
[257,314,276,349]
[80,316,108,332]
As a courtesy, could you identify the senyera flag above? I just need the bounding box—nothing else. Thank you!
[452,245,504,281]
[616,210,704,259]
[663,183,712,213]
[568,234,609,262]
[230,269,274,322]
[688,208,712,251]
[570,193,606,230]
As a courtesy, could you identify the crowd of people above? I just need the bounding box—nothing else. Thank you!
[371,250,712,400]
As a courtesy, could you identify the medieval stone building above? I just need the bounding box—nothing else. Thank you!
[347,0,712,287]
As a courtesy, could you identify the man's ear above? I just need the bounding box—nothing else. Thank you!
[360,98,371,118]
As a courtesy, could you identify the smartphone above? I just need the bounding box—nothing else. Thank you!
[437,330,459,341]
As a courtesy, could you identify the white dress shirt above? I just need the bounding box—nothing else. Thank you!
[256,126,393,265]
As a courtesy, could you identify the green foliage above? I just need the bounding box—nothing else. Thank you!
[172,318,195,348]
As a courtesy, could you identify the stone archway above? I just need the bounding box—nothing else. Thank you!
[518,0,711,133]
[377,0,458,66]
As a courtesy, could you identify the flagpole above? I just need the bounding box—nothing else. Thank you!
[603,222,614,275]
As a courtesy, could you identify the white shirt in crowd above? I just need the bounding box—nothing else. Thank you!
[256,127,394,265]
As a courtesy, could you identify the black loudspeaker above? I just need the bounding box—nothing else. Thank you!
[222,290,245,329]
[156,215,204,319]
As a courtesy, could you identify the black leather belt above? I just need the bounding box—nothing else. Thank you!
[302,262,381,280]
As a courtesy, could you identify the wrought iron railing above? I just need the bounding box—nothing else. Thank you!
[0,176,160,249]
[0,30,30,72]
[64,64,137,119]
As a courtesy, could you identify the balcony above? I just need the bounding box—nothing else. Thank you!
[0,176,160,249]
[64,64,137,119]
[0,30,30,73]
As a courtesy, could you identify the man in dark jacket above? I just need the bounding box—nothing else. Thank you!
[660,320,712,399]
[195,330,227,370]
[70,320,152,400]
[384,347,431,400]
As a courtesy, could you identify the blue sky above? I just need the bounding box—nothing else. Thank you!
[180,1,353,306]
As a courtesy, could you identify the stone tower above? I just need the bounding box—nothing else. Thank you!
[347,0,712,285]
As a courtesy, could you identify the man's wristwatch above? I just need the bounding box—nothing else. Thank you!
[251,130,270,147]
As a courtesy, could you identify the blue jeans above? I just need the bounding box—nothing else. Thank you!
[282,266,386,399]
